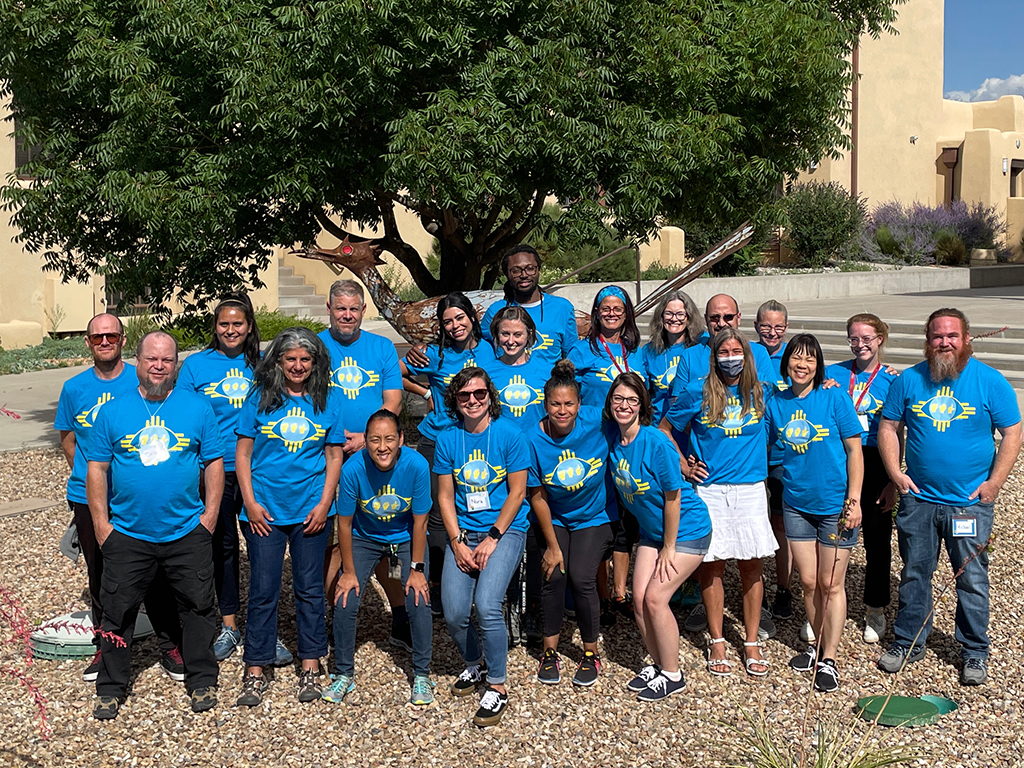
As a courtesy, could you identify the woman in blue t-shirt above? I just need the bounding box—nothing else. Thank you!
[528,360,616,687]
[824,313,898,646]
[667,329,775,678]
[606,372,711,702]
[641,289,705,425]
[176,291,263,663]
[765,334,864,694]
[234,328,345,707]
[434,367,530,728]
[482,306,548,429]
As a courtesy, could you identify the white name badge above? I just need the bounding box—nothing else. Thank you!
[139,440,170,467]
[952,516,977,538]
[858,414,870,432]
[467,490,490,512]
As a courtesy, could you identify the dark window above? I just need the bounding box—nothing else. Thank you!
[13,117,42,179]
[1010,159,1023,198]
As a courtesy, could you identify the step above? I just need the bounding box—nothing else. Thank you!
[791,328,1024,357]
[279,265,294,278]
[788,316,1024,340]
[817,343,1024,375]
[278,284,321,297]
[279,275,306,287]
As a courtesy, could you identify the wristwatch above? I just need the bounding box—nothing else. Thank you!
[421,390,432,401]
[411,561,425,573]
[487,525,503,541]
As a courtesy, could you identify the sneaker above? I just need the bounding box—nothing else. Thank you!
[612,593,634,618]
[213,624,242,661]
[83,649,101,682]
[572,651,601,687]
[799,621,816,644]
[683,604,708,633]
[960,658,987,686]
[472,686,508,727]
[813,659,839,692]
[599,599,618,629]
[772,588,794,620]
[451,663,486,696]
[161,647,185,682]
[297,668,322,703]
[877,643,925,674]
[863,607,885,644]
[322,673,355,703]
[523,611,543,649]
[626,664,661,692]
[410,675,435,705]
[536,649,561,685]
[637,672,685,702]
[274,638,293,667]
[190,686,218,713]
[389,617,413,653]
[236,671,270,707]
[93,695,123,720]
[789,645,817,672]
[758,606,777,640]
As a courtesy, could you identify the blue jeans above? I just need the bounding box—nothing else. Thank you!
[893,496,993,660]
[243,523,329,666]
[333,536,432,677]
[442,529,526,685]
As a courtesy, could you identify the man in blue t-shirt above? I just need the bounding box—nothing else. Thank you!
[86,332,225,720]
[877,309,1022,686]
[54,314,182,685]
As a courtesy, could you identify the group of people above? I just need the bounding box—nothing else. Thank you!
[55,242,1021,725]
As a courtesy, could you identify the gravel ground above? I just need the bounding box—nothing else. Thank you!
[2,448,1024,768]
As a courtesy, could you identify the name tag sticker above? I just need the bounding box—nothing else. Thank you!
[952,516,977,538]
[467,490,490,512]
[858,414,870,432]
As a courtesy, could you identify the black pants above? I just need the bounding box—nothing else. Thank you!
[211,472,245,616]
[415,438,447,586]
[97,525,218,697]
[70,500,180,652]
[541,523,613,643]
[610,505,640,554]
[861,446,895,609]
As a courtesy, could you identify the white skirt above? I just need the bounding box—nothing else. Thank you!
[697,482,779,562]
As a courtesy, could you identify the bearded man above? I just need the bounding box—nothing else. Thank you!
[876,308,1022,686]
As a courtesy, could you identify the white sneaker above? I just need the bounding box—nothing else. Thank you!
[799,621,816,644]
[864,607,885,644]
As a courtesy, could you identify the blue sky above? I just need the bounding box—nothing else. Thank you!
[943,0,1024,101]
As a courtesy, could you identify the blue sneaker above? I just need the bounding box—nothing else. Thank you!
[213,625,242,662]
[274,638,293,667]
[410,675,435,705]
[322,674,355,703]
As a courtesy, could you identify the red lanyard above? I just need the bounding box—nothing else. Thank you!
[599,336,630,375]
[850,362,881,412]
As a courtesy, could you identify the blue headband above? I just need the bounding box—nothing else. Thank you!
[596,285,629,306]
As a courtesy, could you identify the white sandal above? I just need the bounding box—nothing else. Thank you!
[743,641,770,677]
[706,637,733,677]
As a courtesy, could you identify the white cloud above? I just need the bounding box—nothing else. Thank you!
[945,74,1024,102]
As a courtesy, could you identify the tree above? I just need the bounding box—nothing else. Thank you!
[0,0,904,309]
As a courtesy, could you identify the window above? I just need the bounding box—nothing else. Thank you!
[13,117,42,179]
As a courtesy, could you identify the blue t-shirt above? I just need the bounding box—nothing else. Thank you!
[673,337,775,391]
[606,424,710,544]
[482,354,549,431]
[766,386,864,516]
[760,341,788,465]
[176,349,256,471]
[641,342,687,425]
[432,417,532,532]
[318,329,403,434]
[480,293,578,368]
[880,358,1020,506]
[568,338,646,409]
[404,342,495,443]
[668,381,771,486]
[54,364,140,504]
[235,391,345,525]
[824,360,897,448]
[526,407,617,531]
[87,389,224,543]
[337,448,431,544]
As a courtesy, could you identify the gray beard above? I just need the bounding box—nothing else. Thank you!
[141,378,174,399]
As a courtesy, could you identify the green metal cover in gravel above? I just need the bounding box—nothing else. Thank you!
[856,695,941,727]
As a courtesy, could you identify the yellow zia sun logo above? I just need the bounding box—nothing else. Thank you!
[652,356,680,391]
[545,449,603,492]
[261,406,326,452]
[456,448,506,491]
[703,396,760,437]
[779,409,829,454]
[330,356,380,400]
[596,356,631,383]
[361,484,412,522]
[532,334,554,354]
[498,375,544,417]
[911,386,975,432]
[121,416,190,455]
[441,358,477,387]
[613,457,650,504]
[204,368,252,408]
[76,392,113,428]
[850,383,882,415]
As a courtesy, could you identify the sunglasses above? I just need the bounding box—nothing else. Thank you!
[456,388,489,404]
[707,313,738,324]
[87,332,123,344]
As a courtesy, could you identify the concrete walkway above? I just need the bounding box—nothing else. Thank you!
[2,286,1022,453]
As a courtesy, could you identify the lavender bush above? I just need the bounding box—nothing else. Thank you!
[861,200,1004,265]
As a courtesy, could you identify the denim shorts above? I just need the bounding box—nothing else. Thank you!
[639,531,712,556]
[782,504,859,549]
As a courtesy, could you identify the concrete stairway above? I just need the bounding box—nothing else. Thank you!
[277,263,328,322]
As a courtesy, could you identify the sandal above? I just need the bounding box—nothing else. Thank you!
[743,641,770,677]
[706,637,733,677]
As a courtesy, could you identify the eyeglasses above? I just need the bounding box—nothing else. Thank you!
[456,388,489,404]
[87,332,123,344]
[611,394,640,407]
[847,335,880,346]
[663,311,688,322]
[600,307,625,317]
[707,313,738,324]
[756,324,787,335]
[507,265,539,278]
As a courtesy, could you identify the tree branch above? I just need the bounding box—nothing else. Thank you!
[374,193,441,295]
[482,197,532,253]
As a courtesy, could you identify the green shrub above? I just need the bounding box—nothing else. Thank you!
[121,311,160,354]
[0,337,91,375]
[874,224,902,257]
[782,182,865,268]
[254,308,327,340]
[934,228,967,266]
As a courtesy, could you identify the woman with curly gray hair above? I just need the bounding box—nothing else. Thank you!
[233,327,345,708]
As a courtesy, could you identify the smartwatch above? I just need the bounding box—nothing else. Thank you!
[487,526,503,541]
[421,390,432,401]
[411,561,426,573]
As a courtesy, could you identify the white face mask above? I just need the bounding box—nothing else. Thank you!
[717,355,744,377]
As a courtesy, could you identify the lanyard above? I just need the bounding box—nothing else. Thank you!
[849,363,881,412]
[598,336,630,375]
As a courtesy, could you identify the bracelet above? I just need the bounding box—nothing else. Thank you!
[421,390,432,401]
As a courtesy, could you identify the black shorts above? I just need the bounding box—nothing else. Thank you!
[767,464,784,516]
[609,501,640,555]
